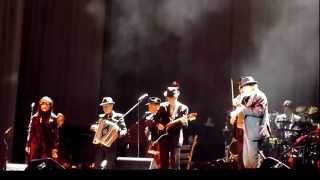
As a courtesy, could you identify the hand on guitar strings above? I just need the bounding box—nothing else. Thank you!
[157,123,165,131]
[230,105,245,125]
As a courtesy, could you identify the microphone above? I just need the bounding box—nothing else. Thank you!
[31,102,35,114]
[31,102,35,109]
[138,93,148,101]
[4,127,13,136]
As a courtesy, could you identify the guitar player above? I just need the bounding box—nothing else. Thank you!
[151,81,189,169]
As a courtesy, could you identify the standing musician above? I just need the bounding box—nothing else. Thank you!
[90,97,127,169]
[143,97,162,165]
[230,76,271,168]
[25,96,59,162]
[148,81,189,169]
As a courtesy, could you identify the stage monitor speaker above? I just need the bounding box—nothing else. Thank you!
[116,157,158,170]
[25,158,65,171]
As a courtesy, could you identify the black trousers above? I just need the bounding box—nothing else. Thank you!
[159,138,181,169]
[94,142,118,169]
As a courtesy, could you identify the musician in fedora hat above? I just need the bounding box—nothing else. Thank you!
[144,97,162,135]
[90,97,127,169]
[143,97,162,159]
[230,76,271,168]
[152,81,189,169]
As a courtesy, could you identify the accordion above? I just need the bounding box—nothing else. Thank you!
[92,120,120,147]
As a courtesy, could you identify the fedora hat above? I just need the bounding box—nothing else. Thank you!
[146,97,161,105]
[100,97,115,106]
[163,87,180,97]
[240,76,258,88]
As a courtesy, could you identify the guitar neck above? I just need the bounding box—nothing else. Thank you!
[167,114,196,128]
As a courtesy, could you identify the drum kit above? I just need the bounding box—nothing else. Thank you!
[264,106,320,169]
[219,105,319,169]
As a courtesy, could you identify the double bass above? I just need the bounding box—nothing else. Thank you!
[228,79,244,162]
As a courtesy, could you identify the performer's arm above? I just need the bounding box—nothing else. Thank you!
[90,118,101,132]
[118,116,127,137]
[242,94,267,118]
[166,106,189,130]
[242,106,265,118]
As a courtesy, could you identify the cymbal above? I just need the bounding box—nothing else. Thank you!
[307,106,318,115]
[269,112,279,117]
[275,119,291,124]
[278,128,303,132]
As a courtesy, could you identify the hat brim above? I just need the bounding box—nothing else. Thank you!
[146,102,160,105]
[163,91,179,97]
[100,102,115,106]
[241,81,258,88]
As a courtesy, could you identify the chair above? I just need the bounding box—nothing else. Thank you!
[180,134,198,170]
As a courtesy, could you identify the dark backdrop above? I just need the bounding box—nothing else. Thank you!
[0,0,24,161]
[0,0,318,164]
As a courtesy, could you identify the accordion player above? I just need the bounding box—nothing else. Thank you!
[90,97,127,169]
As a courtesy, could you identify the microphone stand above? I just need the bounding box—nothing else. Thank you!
[122,99,144,118]
[122,96,146,158]
[25,103,35,163]
[137,101,140,157]
[2,127,13,171]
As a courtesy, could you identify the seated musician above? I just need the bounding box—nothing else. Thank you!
[90,97,127,169]
[275,100,302,142]
[148,81,189,169]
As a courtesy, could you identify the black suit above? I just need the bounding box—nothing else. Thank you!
[93,111,127,169]
[152,101,189,169]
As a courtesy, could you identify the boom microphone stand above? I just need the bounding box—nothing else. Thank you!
[122,94,148,157]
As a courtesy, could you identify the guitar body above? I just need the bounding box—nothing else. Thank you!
[230,105,244,139]
[229,107,244,168]
[147,112,197,169]
[236,112,244,129]
[151,113,197,146]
